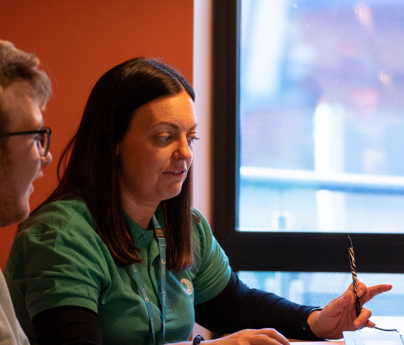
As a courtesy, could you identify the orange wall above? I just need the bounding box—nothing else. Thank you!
[0,0,194,270]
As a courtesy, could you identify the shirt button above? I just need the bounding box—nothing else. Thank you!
[139,234,147,241]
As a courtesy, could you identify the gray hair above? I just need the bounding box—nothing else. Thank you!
[0,40,52,136]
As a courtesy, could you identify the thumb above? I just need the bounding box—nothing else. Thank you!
[325,291,351,316]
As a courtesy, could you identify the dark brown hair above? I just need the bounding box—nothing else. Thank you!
[38,58,199,270]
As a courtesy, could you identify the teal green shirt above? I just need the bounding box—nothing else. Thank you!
[5,198,231,345]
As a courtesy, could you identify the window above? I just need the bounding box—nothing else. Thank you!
[212,0,404,314]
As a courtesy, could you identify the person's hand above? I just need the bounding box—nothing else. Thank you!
[306,281,392,339]
[207,329,289,345]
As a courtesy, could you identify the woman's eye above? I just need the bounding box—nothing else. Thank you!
[157,135,171,143]
[187,136,200,145]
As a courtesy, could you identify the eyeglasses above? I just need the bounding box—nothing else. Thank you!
[0,127,52,157]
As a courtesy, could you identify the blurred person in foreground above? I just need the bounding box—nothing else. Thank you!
[5,57,391,345]
[0,40,52,345]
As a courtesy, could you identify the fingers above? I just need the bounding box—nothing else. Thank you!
[367,284,393,296]
[348,280,368,297]
[313,282,389,339]
[355,281,366,298]
[347,281,392,305]
[254,329,289,345]
[253,335,288,345]
[362,319,376,328]
[360,284,393,305]
[354,306,372,329]
[224,329,290,345]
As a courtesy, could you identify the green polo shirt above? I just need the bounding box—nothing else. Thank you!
[5,197,231,345]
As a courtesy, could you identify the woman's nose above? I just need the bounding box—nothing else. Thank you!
[174,138,193,160]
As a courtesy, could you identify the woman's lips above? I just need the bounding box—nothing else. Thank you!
[165,170,186,178]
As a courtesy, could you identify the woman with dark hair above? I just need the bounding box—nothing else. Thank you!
[5,58,391,345]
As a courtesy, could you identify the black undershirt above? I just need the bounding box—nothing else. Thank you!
[32,271,321,345]
[32,306,102,345]
[195,271,321,340]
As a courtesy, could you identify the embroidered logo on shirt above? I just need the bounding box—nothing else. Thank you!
[180,278,193,295]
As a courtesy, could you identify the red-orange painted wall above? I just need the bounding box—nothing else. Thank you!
[0,0,194,269]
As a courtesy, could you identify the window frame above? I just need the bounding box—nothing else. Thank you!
[211,0,404,274]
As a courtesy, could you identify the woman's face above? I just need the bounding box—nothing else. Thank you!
[117,91,197,210]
